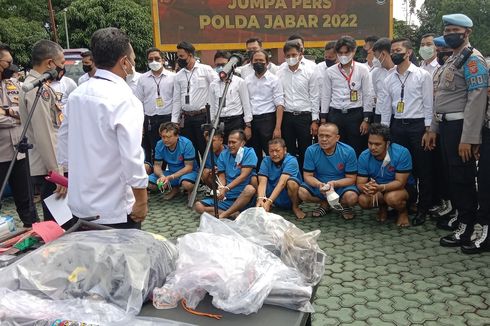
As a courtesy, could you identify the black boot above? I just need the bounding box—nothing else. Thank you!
[440,222,473,247]
[436,210,459,231]
[412,210,427,226]
[461,225,490,254]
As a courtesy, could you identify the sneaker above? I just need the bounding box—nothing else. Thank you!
[440,222,473,247]
[436,210,459,230]
[461,225,490,254]
[430,200,453,218]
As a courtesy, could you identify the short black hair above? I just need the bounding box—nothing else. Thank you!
[177,41,195,56]
[364,35,380,45]
[0,42,12,58]
[372,37,392,53]
[146,47,164,58]
[421,33,436,40]
[31,39,63,66]
[91,27,131,70]
[335,36,357,52]
[287,34,304,45]
[268,138,286,148]
[246,37,262,47]
[81,50,92,59]
[251,49,269,63]
[391,38,413,50]
[214,50,231,61]
[324,41,336,51]
[159,122,180,135]
[283,40,301,54]
[229,129,246,142]
[214,128,224,138]
[368,123,391,142]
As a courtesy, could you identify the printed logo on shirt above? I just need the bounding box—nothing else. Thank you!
[178,155,184,161]
[388,165,395,172]
[337,162,344,171]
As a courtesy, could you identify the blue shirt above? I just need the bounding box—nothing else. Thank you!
[358,143,414,185]
[258,153,302,187]
[205,145,227,169]
[154,136,198,173]
[303,142,357,182]
[217,146,257,198]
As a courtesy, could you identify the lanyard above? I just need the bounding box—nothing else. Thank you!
[338,61,355,90]
[395,71,411,102]
[151,74,164,96]
[93,76,113,83]
[184,68,196,94]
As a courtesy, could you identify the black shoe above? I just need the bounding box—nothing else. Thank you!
[461,225,490,254]
[436,210,459,231]
[440,223,473,247]
[411,210,427,226]
[429,200,453,218]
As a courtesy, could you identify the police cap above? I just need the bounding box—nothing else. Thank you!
[442,14,473,28]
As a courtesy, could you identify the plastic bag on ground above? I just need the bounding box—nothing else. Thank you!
[0,229,178,316]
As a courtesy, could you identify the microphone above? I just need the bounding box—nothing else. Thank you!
[219,53,243,80]
[21,70,58,92]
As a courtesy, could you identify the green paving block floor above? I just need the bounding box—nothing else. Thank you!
[1,193,489,325]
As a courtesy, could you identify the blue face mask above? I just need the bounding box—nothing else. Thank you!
[215,65,224,73]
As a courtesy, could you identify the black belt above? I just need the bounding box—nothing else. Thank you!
[284,111,311,116]
[330,107,362,114]
[253,112,275,119]
[183,108,206,117]
[392,117,424,125]
[219,114,243,122]
[145,114,171,119]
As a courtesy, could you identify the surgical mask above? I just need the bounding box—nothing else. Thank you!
[286,56,299,66]
[215,65,224,73]
[235,146,244,164]
[148,60,162,72]
[82,64,92,73]
[126,65,136,82]
[177,58,188,69]
[372,57,382,68]
[419,46,435,60]
[325,58,336,67]
[391,53,406,65]
[444,33,466,49]
[338,54,353,65]
[437,51,452,66]
[246,50,255,60]
[253,62,266,74]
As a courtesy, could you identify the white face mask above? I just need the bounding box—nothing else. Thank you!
[235,146,244,164]
[286,56,299,67]
[338,54,353,65]
[126,65,136,82]
[419,46,435,60]
[149,60,162,72]
[372,57,381,68]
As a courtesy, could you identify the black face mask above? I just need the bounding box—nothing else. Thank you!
[1,66,15,80]
[391,53,406,65]
[252,62,266,74]
[177,58,188,69]
[82,64,92,73]
[437,51,453,66]
[247,50,255,60]
[444,33,466,49]
[54,65,65,81]
[325,59,337,67]
[359,48,368,62]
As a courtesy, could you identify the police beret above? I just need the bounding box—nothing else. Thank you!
[433,36,447,47]
[442,14,473,28]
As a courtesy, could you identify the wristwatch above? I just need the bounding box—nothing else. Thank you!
[363,117,369,123]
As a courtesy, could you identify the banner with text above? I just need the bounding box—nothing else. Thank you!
[152,0,393,51]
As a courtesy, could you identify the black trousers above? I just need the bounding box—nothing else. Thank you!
[0,159,38,226]
[390,118,434,211]
[142,114,171,162]
[327,107,367,156]
[248,112,275,166]
[281,112,312,171]
[220,115,244,143]
[431,137,450,205]
[477,127,490,226]
[70,215,141,230]
[373,113,382,123]
[439,120,477,224]
[181,112,207,164]
[32,175,57,221]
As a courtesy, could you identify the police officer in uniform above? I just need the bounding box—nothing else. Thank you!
[427,14,489,250]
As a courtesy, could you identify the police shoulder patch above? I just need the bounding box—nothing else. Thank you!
[41,88,50,101]
[464,56,489,91]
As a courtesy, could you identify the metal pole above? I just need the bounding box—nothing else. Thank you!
[63,9,69,49]
[47,0,59,43]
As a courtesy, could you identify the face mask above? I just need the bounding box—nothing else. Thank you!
[325,59,336,67]
[148,60,162,72]
[235,146,244,164]
[286,56,299,66]
[82,64,92,73]
[419,46,435,60]
[338,54,353,65]
[437,51,452,66]
[1,66,15,80]
[54,65,65,81]
[177,58,188,69]
[253,62,266,74]
[215,65,224,73]
[391,53,406,65]
[372,57,381,68]
[444,33,466,49]
[126,64,136,82]
[247,50,255,60]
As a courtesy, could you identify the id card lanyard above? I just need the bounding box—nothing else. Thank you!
[338,62,357,102]
[152,74,164,108]
[184,68,196,105]
[395,71,411,113]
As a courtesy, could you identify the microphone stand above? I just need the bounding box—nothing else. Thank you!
[187,71,235,214]
[0,85,44,218]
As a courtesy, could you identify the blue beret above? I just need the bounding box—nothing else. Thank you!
[433,36,447,48]
[442,14,473,28]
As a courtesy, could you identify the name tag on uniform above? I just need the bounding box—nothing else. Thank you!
[396,101,405,113]
[350,90,358,102]
[185,94,190,105]
[156,97,164,107]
